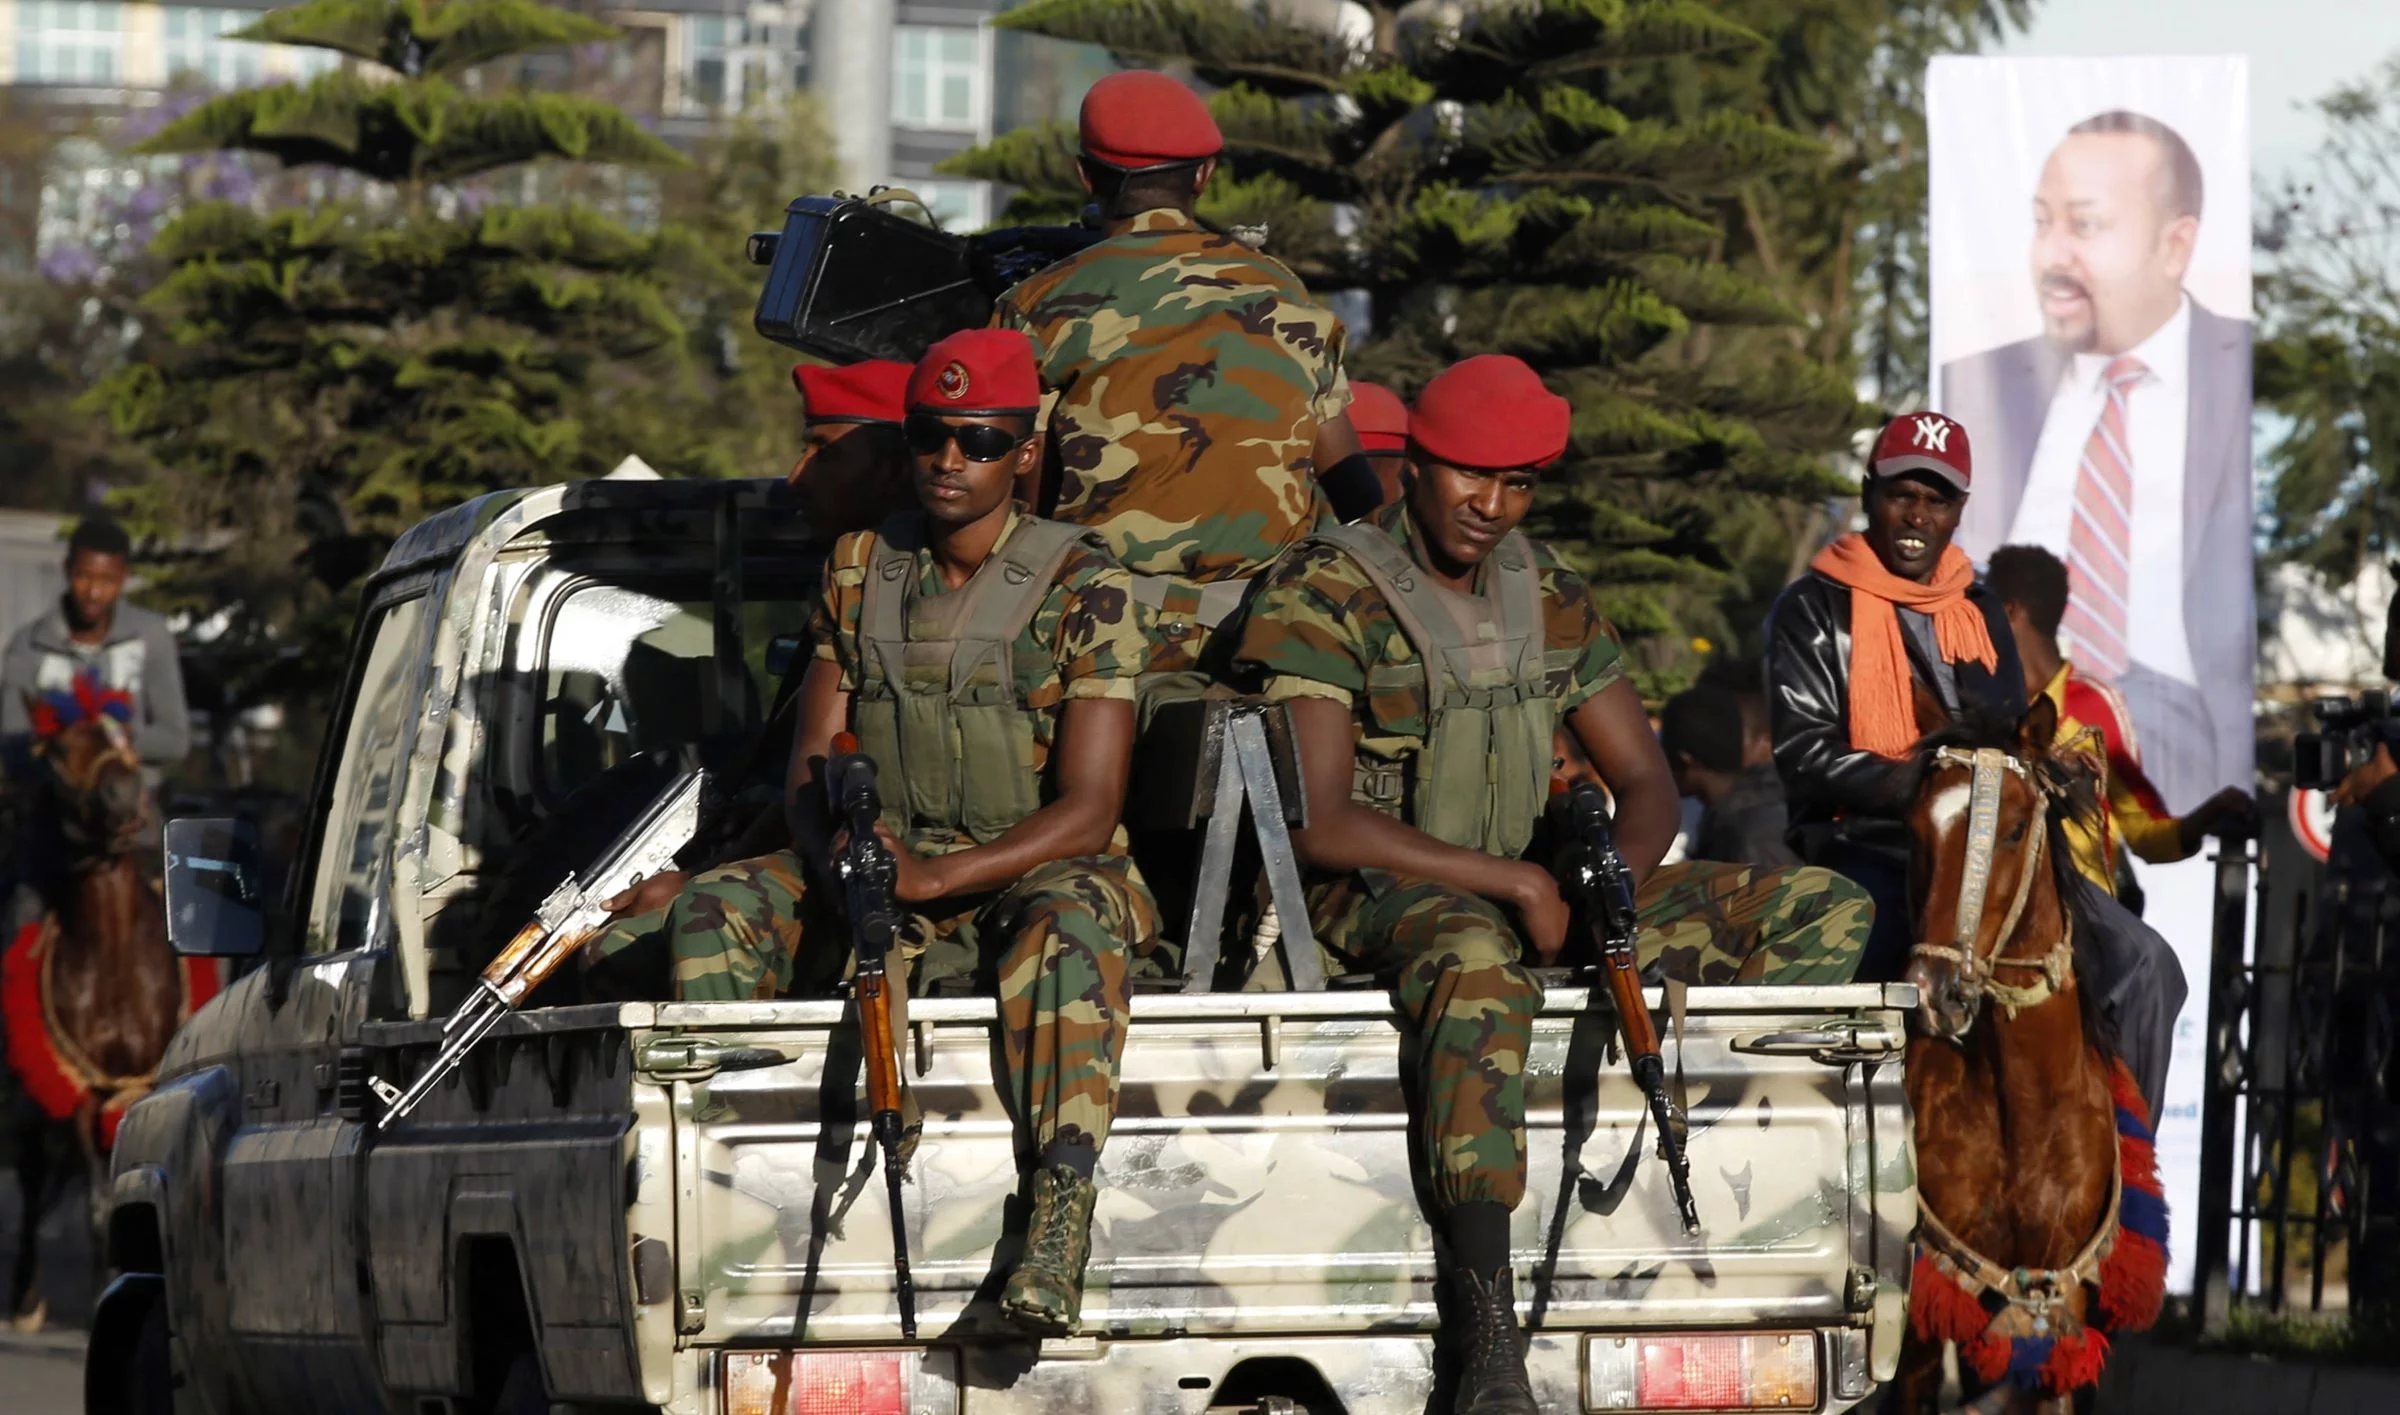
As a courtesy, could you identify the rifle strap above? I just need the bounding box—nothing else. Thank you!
[892,945,924,1169]
[1663,977,1691,1150]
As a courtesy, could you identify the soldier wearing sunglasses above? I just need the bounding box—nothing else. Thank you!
[594,329,1163,1338]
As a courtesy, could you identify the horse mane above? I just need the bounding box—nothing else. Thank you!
[1913,703,2118,1060]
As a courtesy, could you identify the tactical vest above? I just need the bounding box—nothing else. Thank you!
[852,514,1099,844]
[1316,522,1553,858]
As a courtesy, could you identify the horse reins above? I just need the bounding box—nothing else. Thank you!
[1909,745,2074,1026]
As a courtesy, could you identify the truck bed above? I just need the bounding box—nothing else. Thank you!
[617,983,1914,1409]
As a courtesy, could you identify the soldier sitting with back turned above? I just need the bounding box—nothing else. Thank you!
[591,329,1161,1339]
[993,70,1371,686]
[1230,356,1873,1415]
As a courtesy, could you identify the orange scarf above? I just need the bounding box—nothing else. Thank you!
[1809,533,1998,758]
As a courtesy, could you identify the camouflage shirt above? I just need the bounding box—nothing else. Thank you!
[993,207,1353,583]
[811,509,1149,852]
[1232,501,1624,771]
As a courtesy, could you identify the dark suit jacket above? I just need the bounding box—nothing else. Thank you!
[1936,299,2253,801]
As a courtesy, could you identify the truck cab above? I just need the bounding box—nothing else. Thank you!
[93,479,1917,1415]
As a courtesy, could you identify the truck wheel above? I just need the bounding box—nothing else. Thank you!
[127,1297,174,1415]
[488,1354,548,1415]
[85,1273,174,1415]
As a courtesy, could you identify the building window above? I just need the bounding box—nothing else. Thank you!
[162,8,266,89]
[685,14,745,112]
[16,1,123,85]
[908,178,989,233]
[892,24,982,132]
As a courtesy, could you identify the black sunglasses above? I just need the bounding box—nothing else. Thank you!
[904,413,1027,463]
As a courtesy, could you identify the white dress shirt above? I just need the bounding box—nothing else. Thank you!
[2007,294,2195,686]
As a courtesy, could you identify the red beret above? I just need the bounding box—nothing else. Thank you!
[792,360,909,426]
[1078,70,1222,171]
[1869,410,1972,493]
[1349,381,1409,454]
[907,329,1041,415]
[1409,356,1571,471]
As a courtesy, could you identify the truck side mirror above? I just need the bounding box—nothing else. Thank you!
[163,816,269,958]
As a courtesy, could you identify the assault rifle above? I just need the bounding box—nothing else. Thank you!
[824,731,917,1339]
[369,767,712,1128]
[1550,781,1702,1235]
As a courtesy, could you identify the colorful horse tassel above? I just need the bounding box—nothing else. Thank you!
[1907,1059,2170,1395]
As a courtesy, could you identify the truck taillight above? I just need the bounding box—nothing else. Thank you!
[722,1350,929,1415]
[1584,1331,1820,1411]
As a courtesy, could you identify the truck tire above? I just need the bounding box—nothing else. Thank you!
[85,1272,174,1415]
[487,1354,631,1415]
[488,1354,547,1415]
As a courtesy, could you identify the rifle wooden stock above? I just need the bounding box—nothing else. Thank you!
[856,971,903,1118]
[1551,779,1702,1235]
[1599,941,1661,1060]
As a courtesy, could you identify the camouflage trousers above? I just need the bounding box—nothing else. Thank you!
[590,849,1160,1159]
[1308,859,1872,1214]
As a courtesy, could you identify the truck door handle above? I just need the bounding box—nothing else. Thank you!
[244,1079,282,1109]
[1730,1025,1903,1064]
[635,1038,789,1081]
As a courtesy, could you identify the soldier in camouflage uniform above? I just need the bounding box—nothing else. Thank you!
[591,330,1161,1339]
[991,70,1373,681]
[1232,356,1872,1415]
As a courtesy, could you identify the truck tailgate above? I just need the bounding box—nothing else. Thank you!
[644,984,1913,1362]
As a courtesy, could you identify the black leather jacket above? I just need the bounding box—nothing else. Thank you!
[1763,571,2026,860]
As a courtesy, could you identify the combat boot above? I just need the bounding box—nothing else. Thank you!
[1000,1163,1097,1337]
[1451,1265,1537,1415]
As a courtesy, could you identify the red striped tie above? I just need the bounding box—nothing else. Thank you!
[2059,355,2147,680]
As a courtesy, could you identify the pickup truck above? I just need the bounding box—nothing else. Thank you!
[87,479,1918,1415]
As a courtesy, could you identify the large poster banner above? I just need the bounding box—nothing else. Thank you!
[1928,55,2253,1294]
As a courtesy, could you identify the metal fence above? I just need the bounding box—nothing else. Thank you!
[2195,791,2400,1326]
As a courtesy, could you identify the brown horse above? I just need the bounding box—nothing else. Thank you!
[5,711,183,1329]
[1887,695,2157,1413]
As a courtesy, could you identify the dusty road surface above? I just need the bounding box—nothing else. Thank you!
[0,1163,97,1413]
[0,1328,82,1413]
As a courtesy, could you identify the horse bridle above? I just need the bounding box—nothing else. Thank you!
[37,716,151,860]
[1908,745,2074,1026]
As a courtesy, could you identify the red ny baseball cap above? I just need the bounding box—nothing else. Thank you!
[1078,70,1223,171]
[907,329,1041,416]
[792,360,910,426]
[1868,411,1972,494]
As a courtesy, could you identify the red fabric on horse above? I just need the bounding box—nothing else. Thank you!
[1959,1329,2011,1384]
[3,920,84,1125]
[2041,1327,2112,1392]
[4,918,221,1147]
[1908,1250,1989,1344]
[1906,1057,2168,1395]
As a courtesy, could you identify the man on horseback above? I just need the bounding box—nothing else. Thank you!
[1762,412,2188,1116]
[2,517,188,934]
[1986,543,2254,897]
[1234,355,1873,1415]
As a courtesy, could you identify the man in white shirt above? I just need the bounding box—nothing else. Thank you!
[1939,110,2252,813]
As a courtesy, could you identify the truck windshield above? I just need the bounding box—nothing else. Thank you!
[537,573,814,801]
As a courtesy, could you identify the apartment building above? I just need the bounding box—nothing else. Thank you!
[1,0,1113,265]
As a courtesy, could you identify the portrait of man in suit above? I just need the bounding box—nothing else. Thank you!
[1939,109,2253,814]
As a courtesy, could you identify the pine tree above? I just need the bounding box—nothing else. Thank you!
[2256,55,2400,589]
[948,0,1857,690]
[951,0,2025,688]
[87,0,699,718]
